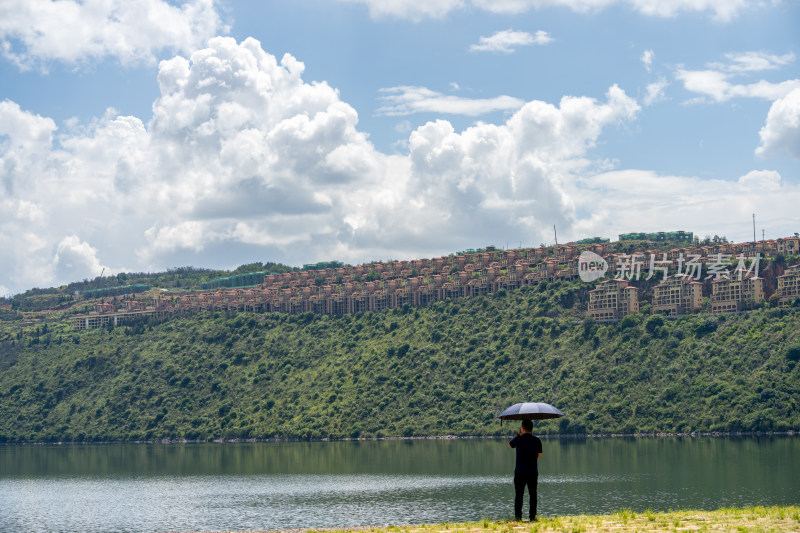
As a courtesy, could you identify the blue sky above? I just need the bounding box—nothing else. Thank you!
[1,0,799,295]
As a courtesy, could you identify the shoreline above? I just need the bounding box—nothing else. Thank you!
[168,507,800,533]
[2,429,796,446]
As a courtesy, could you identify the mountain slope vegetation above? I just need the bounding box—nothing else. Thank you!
[1,281,799,443]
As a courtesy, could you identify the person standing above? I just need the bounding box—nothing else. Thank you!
[508,419,542,521]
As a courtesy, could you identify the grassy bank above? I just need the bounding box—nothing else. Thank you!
[195,507,800,533]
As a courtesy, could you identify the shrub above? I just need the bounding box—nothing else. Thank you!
[786,342,800,362]
[694,320,717,336]
[645,315,664,334]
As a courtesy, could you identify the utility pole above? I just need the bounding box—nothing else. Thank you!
[762,229,765,241]
[752,214,756,243]
[553,225,558,246]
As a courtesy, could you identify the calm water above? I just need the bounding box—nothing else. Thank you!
[0,437,798,532]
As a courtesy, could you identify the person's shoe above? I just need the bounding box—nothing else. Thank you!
[529,516,537,522]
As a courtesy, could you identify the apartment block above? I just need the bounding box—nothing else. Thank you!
[777,265,800,305]
[652,274,703,316]
[587,279,639,321]
[777,237,800,256]
[710,271,765,313]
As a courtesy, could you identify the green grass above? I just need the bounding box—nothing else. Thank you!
[283,507,800,533]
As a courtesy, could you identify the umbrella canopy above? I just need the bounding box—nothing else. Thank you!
[497,402,565,421]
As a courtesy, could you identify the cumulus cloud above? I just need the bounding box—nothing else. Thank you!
[54,235,108,282]
[737,170,781,190]
[0,100,57,196]
[393,85,641,244]
[470,29,552,53]
[4,34,798,296]
[377,86,526,116]
[0,37,650,293]
[756,88,800,159]
[0,0,226,69]
[343,0,758,22]
[9,35,796,296]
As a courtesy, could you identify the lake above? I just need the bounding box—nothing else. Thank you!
[0,436,798,532]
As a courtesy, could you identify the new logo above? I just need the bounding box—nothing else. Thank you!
[578,251,608,282]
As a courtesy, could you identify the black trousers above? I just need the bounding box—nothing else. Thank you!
[514,472,538,520]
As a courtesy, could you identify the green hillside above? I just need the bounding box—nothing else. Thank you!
[1,281,799,443]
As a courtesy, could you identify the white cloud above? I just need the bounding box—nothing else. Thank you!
[677,69,800,103]
[54,235,108,282]
[0,0,227,69]
[643,78,668,106]
[1,36,378,290]
[641,49,654,72]
[0,37,650,293]
[343,0,758,22]
[394,120,413,133]
[756,88,800,159]
[676,51,799,103]
[8,36,797,296]
[470,29,552,53]
[737,170,781,190]
[571,169,800,243]
[338,0,464,20]
[722,51,795,73]
[377,86,526,116]
[621,0,751,22]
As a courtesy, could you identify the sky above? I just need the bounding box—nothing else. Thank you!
[1,0,799,296]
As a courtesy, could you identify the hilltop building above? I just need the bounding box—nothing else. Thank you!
[587,279,639,321]
[777,237,800,256]
[67,233,800,330]
[652,274,703,316]
[618,230,694,242]
[710,271,765,314]
[777,265,800,305]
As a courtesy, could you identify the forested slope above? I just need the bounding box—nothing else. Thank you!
[1,282,798,442]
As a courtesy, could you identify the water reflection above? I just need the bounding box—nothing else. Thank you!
[0,437,797,533]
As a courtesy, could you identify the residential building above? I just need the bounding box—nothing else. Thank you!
[777,237,800,256]
[587,279,639,321]
[652,274,703,316]
[710,271,765,313]
[71,234,800,329]
[777,265,800,305]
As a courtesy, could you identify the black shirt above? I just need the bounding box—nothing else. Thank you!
[509,433,543,474]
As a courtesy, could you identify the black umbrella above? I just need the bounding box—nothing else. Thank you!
[497,402,565,424]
